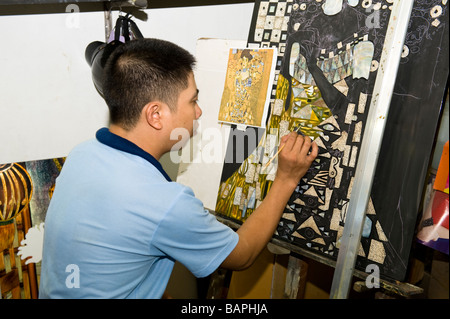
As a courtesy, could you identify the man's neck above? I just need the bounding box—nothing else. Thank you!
[108,124,164,161]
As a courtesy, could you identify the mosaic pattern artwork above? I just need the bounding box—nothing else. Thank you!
[0,163,33,223]
[1,157,65,231]
[218,48,277,128]
[216,0,449,281]
[1,157,65,298]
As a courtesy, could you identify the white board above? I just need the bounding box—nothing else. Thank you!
[176,38,247,211]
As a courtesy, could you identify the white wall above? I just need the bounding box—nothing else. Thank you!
[177,38,246,210]
[0,3,254,165]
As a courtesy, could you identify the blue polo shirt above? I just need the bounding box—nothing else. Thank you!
[39,128,238,299]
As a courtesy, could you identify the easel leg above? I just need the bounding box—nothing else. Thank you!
[283,255,308,299]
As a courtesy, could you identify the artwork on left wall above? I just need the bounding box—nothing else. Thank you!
[0,157,65,299]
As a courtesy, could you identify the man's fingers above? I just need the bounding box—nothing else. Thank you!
[279,133,318,163]
[281,133,318,163]
[279,134,289,148]
[308,141,319,159]
[280,132,297,153]
[298,135,311,158]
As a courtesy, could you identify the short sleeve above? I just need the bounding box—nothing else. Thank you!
[150,185,239,278]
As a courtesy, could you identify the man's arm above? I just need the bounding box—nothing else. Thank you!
[221,132,318,270]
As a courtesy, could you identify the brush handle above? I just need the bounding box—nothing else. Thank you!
[263,144,285,170]
[262,126,303,170]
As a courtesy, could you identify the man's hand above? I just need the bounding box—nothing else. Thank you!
[221,131,318,271]
[276,132,318,189]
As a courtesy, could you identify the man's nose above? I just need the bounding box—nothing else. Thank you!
[196,105,203,119]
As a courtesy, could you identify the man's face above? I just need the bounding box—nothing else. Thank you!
[167,72,202,150]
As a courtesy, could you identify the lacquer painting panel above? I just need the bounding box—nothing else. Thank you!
[216,0,449,281]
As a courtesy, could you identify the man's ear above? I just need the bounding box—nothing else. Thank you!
[144,102,163,130]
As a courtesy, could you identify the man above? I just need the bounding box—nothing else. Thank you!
[39,38,318,298]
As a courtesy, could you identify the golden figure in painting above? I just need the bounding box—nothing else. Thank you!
[218,48,276,128]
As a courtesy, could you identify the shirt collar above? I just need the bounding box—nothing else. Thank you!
[95,127,172,182]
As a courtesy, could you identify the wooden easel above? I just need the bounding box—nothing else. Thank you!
[214,212,424,299]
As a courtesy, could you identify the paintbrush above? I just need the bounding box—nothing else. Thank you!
[262,125,303,170]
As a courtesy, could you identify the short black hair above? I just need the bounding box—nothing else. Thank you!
[102,38,196,130]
